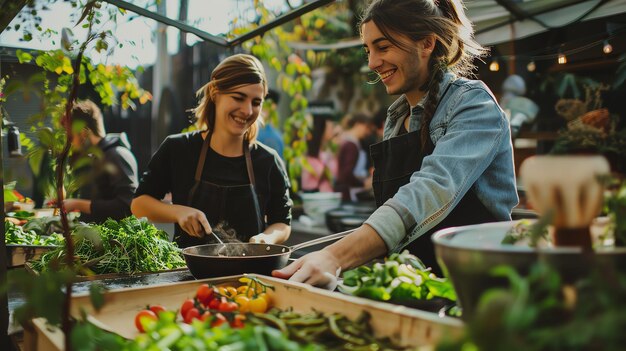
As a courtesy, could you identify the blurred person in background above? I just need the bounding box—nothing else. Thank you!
[334,113,376,202]
[132,54,292,247]
[301,101,341,193]
[274,0,517,286]
[499,74,539,139]
[257,88,285,159]
[64,99,139,223]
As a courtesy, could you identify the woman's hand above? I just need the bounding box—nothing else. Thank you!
[249,223,291,245]
[173,206,212,238]
[272,249,342,290]
[249,232,273,244]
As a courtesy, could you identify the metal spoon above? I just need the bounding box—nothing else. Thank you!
[204,229,227,256]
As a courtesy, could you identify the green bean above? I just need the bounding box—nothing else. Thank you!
[250,312,289,334]
[328,315,367,346]
[285,317,326,326]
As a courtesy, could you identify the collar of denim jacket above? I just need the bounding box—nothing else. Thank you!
[387,71,456,123]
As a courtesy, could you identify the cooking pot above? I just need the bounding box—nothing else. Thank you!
[182,229,354,279]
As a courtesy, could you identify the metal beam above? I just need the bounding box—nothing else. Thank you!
[103,0,335,49]
[0,0,27,34]
[102,0,229,47]
[476,0,601,34]
[494,0,529,21]
[228,0,335,47]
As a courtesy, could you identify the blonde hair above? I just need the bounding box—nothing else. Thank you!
[192,54,268,143]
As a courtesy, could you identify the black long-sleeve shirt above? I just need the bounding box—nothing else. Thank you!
[78,133,138,223]
[134,131,292,237]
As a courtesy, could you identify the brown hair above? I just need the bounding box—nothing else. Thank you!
[360,0,487,153]
[192,54,268,143]
[71,99,105,137]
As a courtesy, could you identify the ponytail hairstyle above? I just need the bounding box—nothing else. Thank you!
[360,0,487,153]
[191,54,268,143]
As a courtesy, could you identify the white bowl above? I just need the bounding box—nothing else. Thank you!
[432,221,626,319]
[11,201,35,212]
[300,192,342,226]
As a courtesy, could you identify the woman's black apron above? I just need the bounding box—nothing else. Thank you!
[179,132,263,248]
[370,89,496,276]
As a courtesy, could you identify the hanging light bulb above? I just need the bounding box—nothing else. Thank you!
[527,60,536,72]
[557,51,567,65]
[603,40,613,54]
[489,58,500,72]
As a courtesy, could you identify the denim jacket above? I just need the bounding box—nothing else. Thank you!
[364,72,519,253]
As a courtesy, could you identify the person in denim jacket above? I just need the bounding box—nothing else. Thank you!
[274,0,518,286]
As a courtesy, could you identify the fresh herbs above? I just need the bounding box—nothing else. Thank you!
[606,179,626,246]
[30,216,186,275]
[338,250,457,305]
[4,221,65,246]
[502,218,551,247]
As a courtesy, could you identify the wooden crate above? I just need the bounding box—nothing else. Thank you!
[25,319,64,351]
[31,275,463,350]
[6,245,55,268]
[24,262,188,282]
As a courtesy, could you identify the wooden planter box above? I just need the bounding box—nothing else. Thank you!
[27,275,463,350]
[24,262,188,282]
[6,245,56,268]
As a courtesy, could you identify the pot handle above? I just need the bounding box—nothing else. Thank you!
[289,228,355,252]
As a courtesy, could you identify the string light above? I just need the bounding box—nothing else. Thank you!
[489,58,500,72]
[484,29,622,72]
[603,40,613,54]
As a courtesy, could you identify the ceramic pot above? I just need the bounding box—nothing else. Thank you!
[520,155,610,248]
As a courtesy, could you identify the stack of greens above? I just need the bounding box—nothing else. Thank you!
[338,251,457,309]
[22,215,79,237]
[5,221,65,246]
[30,216,186,275]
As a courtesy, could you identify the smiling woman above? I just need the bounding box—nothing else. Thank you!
[131,54,293,248]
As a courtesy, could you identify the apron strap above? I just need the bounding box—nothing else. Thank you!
[244,141,263,233]
[188,131,212,205]
[244,141,256,187]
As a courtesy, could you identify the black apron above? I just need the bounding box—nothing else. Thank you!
[370,91,496,276]
[179,132,263,248]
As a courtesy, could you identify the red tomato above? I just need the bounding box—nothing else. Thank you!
[200,311,212,322]
[180,298,195,318]
[196,284,214,305]
[134,310,157,333]
[230,314,246,328]
[184,307,201,324]
[211,313,227,327]
[208,298,221,310]
[218,300,238,312]
[149,305,167,316]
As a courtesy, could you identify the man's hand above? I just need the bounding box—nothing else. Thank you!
[272,250,342,290]
[173,206,212,238]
